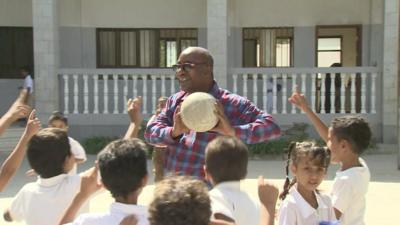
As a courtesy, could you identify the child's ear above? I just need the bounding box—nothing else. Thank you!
[203,165,214,184]
[290,164,297,175]
[63,154,75,173]
[140,174,149,188]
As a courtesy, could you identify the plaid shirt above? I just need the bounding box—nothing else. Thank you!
[145,82,281,179]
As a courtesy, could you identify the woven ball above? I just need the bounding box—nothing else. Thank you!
[180,92,218,132]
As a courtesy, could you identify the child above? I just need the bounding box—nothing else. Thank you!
[58,138,149,225]
[149,176,212,225]
[20,66,33,94]
[58,97,147,225]
[0,108,39,192]
[48,111,87,174]
[148,96,167,182]
[204,136,278,225]
[278,142,336,225]
[3,127,80,225]
[148,175,275,225]
[289,88,371,225]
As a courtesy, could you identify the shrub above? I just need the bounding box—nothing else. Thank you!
[247,122,311,156]
[82,136,119,154]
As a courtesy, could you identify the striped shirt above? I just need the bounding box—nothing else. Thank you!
[145,82,281,179]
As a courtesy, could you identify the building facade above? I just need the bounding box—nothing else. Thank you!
[0,0,398,145]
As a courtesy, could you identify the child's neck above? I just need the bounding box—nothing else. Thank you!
[115,191,140,205]
[340,154,361,171]
[296,184,318,209]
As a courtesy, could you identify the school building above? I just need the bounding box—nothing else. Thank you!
[0,0,398,150]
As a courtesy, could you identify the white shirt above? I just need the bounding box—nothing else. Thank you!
[67,202,149,225]
[209,181,260,225]
[23,75,33,93]
[331,158,370,225]
[9,174,81,225]
[278,186,336,225]
[68,137,87,175]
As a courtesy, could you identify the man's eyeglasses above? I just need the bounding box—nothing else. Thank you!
[171,63,208,73]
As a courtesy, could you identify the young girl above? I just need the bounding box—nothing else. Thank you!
[278,141,337,225]
[48,111,87,174]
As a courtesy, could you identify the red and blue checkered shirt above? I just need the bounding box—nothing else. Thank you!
[145,82,281,179]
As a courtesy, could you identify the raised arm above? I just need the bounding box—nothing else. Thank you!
[145,96,189,146]
[124,97,143,139]
[0,89,31,136]
[288,86,329,142]
[258,176,279,225]
[58,166,102,225]
[215,98,281,144]
[0,109,41,192]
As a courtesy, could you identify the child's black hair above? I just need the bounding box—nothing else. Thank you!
[48,111,68,125]
[27,128,71,178]
[97,138,148,200]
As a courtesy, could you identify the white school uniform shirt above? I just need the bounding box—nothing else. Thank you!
[68,137,87,175]
[278,185,336,225]
[209,181,260,225]
[23,75,33,93]
[331,158,370,225]
[9,174,81,225]
[66,202,149,225]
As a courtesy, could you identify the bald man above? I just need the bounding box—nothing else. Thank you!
[145,47,281,179]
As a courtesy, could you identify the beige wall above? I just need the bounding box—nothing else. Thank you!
[0,0,384,28]
[59,0,207,27]
[318,27,359,66]
[233,0,383,27]
[0,0,32,26]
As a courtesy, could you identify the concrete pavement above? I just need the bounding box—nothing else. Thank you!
[0,153,399,225]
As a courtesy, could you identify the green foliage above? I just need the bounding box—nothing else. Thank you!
[247,123,311,156]
[82,136,119,155]
[82,120,150,155]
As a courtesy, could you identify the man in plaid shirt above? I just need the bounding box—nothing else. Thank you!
[145,47,281,179]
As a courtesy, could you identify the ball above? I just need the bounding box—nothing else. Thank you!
[180,92,218,132]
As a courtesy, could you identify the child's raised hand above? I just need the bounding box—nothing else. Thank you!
[258,176,279,208]
[127,97,143,125]
[119,215,138,225]
[79,166,103,197]
[25,109,41,138]
[288,85,309,112]
[6,89,31,121]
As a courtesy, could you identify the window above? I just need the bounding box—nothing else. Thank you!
[0,27,33,78]
[243,28,293,67]
[97,28,197,68]
[317,37,342,67]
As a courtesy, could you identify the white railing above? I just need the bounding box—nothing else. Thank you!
[59,67,380,115]
[59,69,177,115]
[230,67,379,114]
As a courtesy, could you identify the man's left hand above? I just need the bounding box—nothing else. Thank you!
[210,101,235,137]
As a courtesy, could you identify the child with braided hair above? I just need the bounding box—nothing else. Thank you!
[278,141,337,225]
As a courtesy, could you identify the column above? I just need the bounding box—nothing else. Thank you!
[207,0,228,88]
[32,0,60,121]
[383,0,399,144]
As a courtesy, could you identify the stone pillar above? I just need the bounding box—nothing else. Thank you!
[383,0,399,143]
[207,0,228,89]
[32,0,60,121]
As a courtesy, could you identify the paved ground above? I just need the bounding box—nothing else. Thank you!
[0,153,399,225]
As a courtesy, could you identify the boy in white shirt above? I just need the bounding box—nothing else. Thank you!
[59,138,149,225]
[204,136,278,225]
[289,88,372,225]
[59,97,149,225]
[3,128,81,225]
